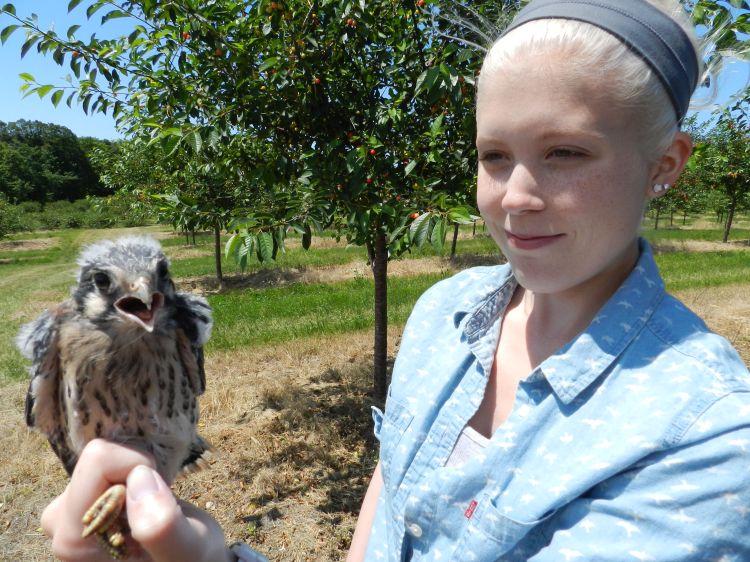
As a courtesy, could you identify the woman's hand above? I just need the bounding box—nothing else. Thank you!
[41,439,232,562]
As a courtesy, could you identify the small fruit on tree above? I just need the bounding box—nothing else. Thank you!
[410,212,420,219]
[369,149,376,156]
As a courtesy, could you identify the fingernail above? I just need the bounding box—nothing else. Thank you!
[128,465,160,503]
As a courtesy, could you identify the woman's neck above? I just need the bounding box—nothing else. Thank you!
[509,240,640,367]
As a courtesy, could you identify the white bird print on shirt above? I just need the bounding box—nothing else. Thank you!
[616,520,641,538]
[729,438,750,451]
[582,419,606,429]
[580,519,596,533]
[559,548,584,561]
[629,551,655,561]
[671,480,700,492]
[645,492,676,504]
[671,509,697,524]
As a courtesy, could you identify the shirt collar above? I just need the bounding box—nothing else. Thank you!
[542,239,665,403]
[457,239,666,405]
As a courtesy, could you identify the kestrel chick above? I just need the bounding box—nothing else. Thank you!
[17,235,213,559]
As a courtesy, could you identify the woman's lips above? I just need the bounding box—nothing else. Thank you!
[505,231,565,250]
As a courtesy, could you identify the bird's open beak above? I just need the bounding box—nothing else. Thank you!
[115,279,164,332]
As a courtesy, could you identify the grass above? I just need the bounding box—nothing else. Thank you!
[208,273,446,351]
[643,227,750,243]
[656,251,750,291]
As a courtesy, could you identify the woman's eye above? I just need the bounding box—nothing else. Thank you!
[548,148,583,158]
[93,272,110,290]
[479,152,507,162]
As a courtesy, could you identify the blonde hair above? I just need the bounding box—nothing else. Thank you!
[478,0,704,160]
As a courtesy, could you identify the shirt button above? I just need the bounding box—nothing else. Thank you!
[407,523,423,538]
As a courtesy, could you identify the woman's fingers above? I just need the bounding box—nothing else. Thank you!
[42,439,156,561]
[127,465,231,562]
[41,440,229,562]
[41,490,66,537]
[65,439,156,521]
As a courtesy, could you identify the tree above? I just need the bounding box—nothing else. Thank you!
[701,102,750,242]
[0,0,489,399]
[0,119,102,202]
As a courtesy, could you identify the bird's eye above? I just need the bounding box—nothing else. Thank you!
[156,259,170,279]
[93,272,111,290]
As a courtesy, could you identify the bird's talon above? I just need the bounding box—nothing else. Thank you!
[96,532,128,560]
[81,484,126,538]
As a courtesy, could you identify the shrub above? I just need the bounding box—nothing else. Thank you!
[0,197,23,238]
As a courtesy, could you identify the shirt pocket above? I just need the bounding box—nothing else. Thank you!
[458,499,555,557]
[372,392,414,492]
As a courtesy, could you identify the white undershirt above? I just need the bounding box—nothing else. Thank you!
[445,424,490,467]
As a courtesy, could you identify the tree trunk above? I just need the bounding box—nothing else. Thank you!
[669,209,674,227]
[450,222,460,259]
[723,198,737,243]
[371,229,389,402]
[213,224,224,287]
[654,203,661,230]
[683,211,687,225]
[472,221,476,237]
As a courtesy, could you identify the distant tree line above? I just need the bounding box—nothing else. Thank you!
[0,119,113,203]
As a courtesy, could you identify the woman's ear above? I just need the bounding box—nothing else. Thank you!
[647,131,693,199]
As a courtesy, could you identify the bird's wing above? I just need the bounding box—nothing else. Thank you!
[17,308,63,432]
[173,292,213,394]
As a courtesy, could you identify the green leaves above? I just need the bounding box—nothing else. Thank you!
[51,89,64,107]
[257,231,273,262]
[0,23,18,44]
[67,0,84,13]
[409,212,431,247]
[20,34,39,58]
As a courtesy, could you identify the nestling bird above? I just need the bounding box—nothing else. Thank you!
[17,235,213,559]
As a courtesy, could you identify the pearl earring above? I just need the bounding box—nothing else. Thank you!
[653,184,670,193]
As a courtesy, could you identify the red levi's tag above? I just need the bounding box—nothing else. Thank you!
[464,500,478,519]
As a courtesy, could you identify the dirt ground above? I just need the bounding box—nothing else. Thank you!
[0,249,748,561]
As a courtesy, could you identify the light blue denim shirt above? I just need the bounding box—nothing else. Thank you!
[366,240,750,561]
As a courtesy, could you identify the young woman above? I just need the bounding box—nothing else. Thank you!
[347,0,750,560]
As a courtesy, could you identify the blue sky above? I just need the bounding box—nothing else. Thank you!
[0,1,131,139]
[0,3,747,140]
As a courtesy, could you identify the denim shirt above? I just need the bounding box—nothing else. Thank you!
[366,240,750,561]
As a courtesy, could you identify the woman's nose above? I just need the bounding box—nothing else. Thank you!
[501,165,544,215]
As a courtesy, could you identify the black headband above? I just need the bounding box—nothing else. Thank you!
[502,0,700,121]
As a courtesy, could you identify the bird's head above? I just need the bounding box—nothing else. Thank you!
[74,236,176,333]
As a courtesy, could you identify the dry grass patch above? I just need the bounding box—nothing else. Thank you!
[674,284,750,362]
[182,254,502,293]
[0,238,59,253]
[652,239,750,253]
